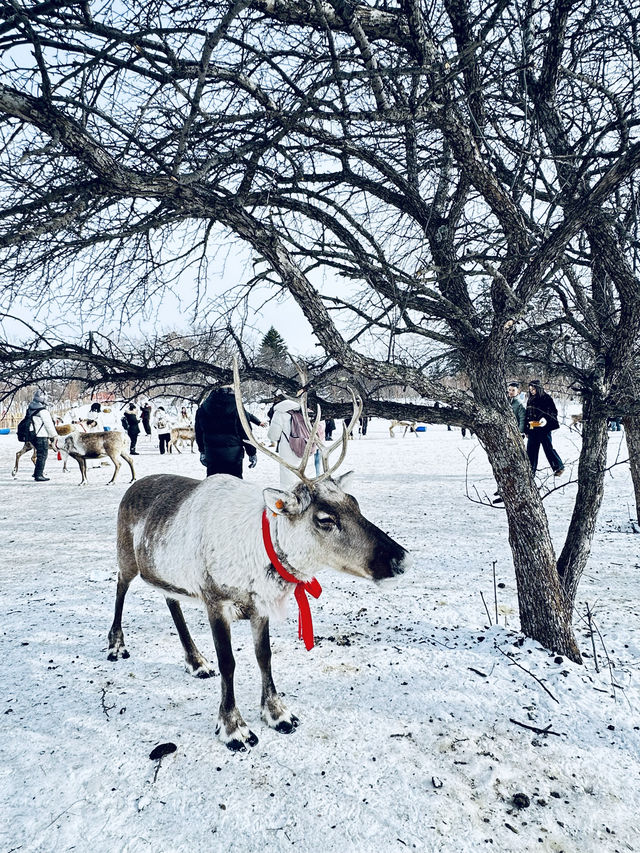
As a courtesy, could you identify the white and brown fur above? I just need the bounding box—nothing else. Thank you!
[64,430,136,485]
[168,426,196,453]
[389,419,418,437]
[107,471,409,751]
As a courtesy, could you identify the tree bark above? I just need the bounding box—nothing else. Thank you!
[476,419,581,662]
[557,403,610,606]
[623,415,640,526]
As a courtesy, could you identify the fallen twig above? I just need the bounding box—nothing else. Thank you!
[509,717,562,736]
[480,591,492,626]
[495,644,559,703]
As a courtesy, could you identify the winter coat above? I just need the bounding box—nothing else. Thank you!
[31,406,58,440]
[154,412,171,433]
[267,399,302,458]
[122,411,140,436]
[524,390,559,433]
[27,392,58,440]
[510,397,526,432]
[195,387,256,467]
[86,409,104,432]
[267,398,322,487]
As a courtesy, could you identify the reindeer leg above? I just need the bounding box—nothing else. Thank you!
[165,598,215,678]
[106,452,120,484]
[107,570,136,661]
[251,613,299,734]
[78,457,88,485]
[12,443,31,477]
[207,608,258,751]
[120,451,136,482]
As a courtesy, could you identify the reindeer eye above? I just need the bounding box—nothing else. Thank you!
[315,513,337,530]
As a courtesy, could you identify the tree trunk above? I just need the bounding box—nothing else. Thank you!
[477,420,582,662]
[623,415,640,525]
[557,406,609,606]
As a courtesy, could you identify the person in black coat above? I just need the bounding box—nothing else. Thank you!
[122,404,141,454]
[524,380,564,476]
[195,386,260,478]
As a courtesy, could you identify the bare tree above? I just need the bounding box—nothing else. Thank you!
[2,0,640,660]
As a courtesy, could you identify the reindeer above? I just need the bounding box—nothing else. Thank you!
[12,423,79,478]
[389,419,418,438]
[569,413,583,433]
[107,360,409,751]
[64,430,136,485]
[168,426,196,453]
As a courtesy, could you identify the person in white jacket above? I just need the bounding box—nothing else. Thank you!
[85,402,104,432]
[27,390,58,481]
[267,396,326,487]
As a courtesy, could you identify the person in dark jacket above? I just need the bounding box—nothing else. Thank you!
[507,382,526,433]
[140,402,152,436]
[122,404,140,454]
[195,385,260,478]
[524,380,564,476]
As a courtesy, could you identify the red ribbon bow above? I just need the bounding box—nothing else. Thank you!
[262,509,322,650]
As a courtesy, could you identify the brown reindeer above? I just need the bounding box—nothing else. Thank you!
[168,426,196,453]
[107,360,409,751]
[569,413,583,433]
[64,430,136,484]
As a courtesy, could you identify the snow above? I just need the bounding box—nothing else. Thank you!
[1,422,638,853]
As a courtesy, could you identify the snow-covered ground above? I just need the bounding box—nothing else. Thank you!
[1,421,638,853]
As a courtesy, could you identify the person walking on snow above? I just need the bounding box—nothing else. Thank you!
[524,380,564,476]
[27,390,58,481]
[507,382,526,434]
[268,396,324,486]
[140,402,152,436]
[122,404,141,454]
[154,406,171,454]
[195,385,259,478]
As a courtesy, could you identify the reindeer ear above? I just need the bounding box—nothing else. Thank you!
[263,486,310,516]
[334,470,355,492]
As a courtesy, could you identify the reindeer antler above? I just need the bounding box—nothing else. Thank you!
[290,358,363,482]
[232,358,362,485]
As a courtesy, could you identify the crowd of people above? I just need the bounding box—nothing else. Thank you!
[20,377,614,484]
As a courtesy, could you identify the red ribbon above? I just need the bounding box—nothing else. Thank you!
[262,509,322,650]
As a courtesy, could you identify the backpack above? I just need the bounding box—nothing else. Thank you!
[121,415,129,431]
[287,409,311,458]
[17,413,37,443]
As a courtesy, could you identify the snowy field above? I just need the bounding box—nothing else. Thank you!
[1,420,638,853]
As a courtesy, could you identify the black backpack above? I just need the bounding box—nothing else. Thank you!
[17,413,36,443]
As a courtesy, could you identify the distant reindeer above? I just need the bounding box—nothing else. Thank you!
[389,419,418,438]
[107,360,409,751]
[569,414,583,433]
[12,423,79,478]
[64,430,136,484]
[169,426,196,453]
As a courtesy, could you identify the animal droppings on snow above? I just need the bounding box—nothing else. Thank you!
[149,742,178,761]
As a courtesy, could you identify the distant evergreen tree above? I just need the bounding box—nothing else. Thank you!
[260,327,288,358]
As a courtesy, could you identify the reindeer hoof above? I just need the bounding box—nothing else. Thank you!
[274,716,299,734]
[216,718,258,751]
[107,648,130,661]
[186,661,216,679]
